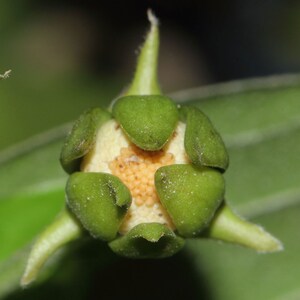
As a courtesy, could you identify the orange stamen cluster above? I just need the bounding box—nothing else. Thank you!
[109,145,174,207]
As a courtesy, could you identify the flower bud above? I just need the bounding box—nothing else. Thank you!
[66,172,131,241]
[112,95,178,150]
[109,223,185,258]
[60,108,111,174]
[21,10,282,287]
[180,106,229,172]
[155,164,225,237]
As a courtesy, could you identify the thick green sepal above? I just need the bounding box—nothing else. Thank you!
[60,108,111,174]
[112,95,178,150]
[66,172,131,241]
[180,106,229,172]
[109,223,185,258]
[204,204,283,253]
[155,164,225,237]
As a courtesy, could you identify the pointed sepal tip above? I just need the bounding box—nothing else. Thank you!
[205,204,283,253]
[126,10,161,96]
[20,209,82,287]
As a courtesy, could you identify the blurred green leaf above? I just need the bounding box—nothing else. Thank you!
[0,126,74,257]
[0,77,119,150]
[172,75,300,300]
[172,75,300,215]
[186,205,300,300]
[1,74,300,299]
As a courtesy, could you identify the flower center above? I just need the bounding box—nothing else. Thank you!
[108,145,176,234]
[81,119,188,234]
[109,145,174,207]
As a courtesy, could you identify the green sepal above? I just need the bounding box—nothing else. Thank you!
[155,164,225,237]
[126,11,161,96]
[180,106,229,172]
[21,208,82,287]
[109,223,185,258]
[112,95,178,150]
[66,172,131,241]
[203,204,283,253]
[60,108,111,174]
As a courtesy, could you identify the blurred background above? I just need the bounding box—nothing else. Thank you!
[1,0,300,150]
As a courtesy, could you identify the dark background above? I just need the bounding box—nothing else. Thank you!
[1,0,300,149]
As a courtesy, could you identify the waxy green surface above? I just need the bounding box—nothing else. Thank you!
[60,108,111,174]
[109,223,185,258]
[112,95,178,150]
[155,164,225,237]
[66,172,131,241]
[180,106,229,171]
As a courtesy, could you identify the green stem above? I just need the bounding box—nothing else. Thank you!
[21,208,82,287]
[205,204,283,253]
[126,10,161,96]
